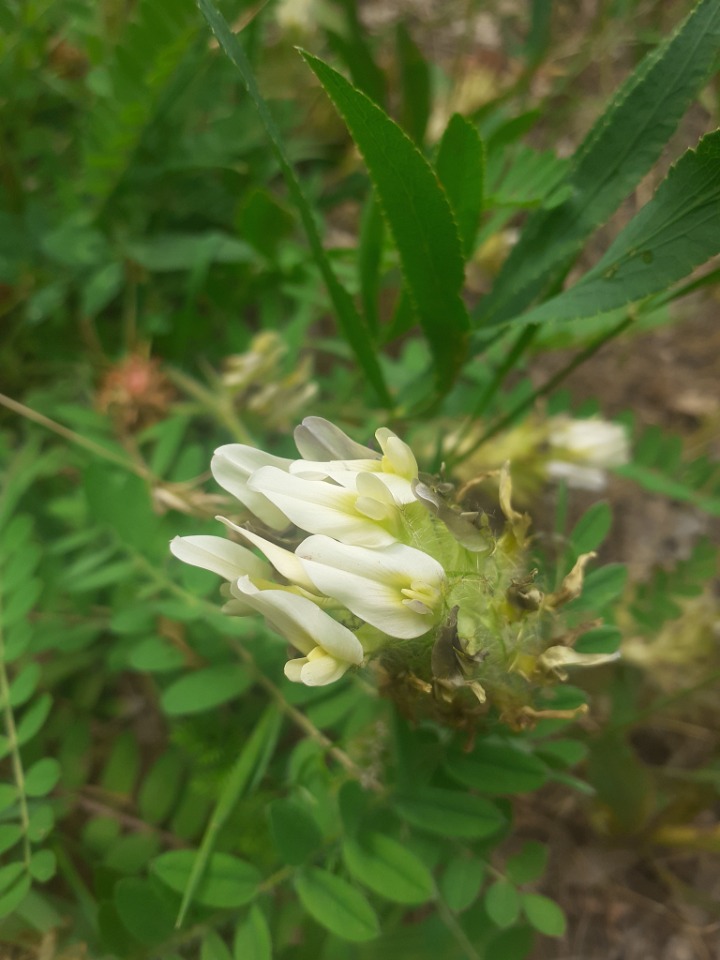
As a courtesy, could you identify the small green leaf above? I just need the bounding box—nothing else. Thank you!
[161,664,251,716]
[395,787,506,839]
[269,798,323,865]
[24,759,61,798]
[1,579,42,630]
[129,637,186,673]
[27,804,54,843]
[153,851,261,908]
[114,878,177,945]
[0,784,17,814]
[29,850,56,883]
[0,874,31,920]
[575,625,621,655]
[0,825,22,856]
[16,694,52,746]
[569,501,612,556]
[505,842,548,885]
[101,730,140,797]
[233,905,272,960]
[522,893,567,936]
[6,663,40,709]
[569,564,627,614]
[485,879,521,928]
[445,743,548,795]
[0,863,24,896]
[342,833,434,905]
[440,857,486,913]
[294,867,379,942]
[138,750,185,825]
[201,929,233,960]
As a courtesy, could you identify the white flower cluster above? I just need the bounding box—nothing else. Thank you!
[546,416,630,491]
[171,418,446,687]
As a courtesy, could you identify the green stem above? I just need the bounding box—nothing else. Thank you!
[458,316,632,461]
[436,895,483,960]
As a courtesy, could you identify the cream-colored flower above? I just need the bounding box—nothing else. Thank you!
[296,535,445,639]
[211,445,292,529]
[231,577,364,685]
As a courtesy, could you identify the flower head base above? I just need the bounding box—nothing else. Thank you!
[171,417,615,728]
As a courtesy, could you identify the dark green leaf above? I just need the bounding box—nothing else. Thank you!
[515,131,720,327]
[139,750,185,825]
[396,22,431,145]
[481,0,720,325]
[269,798,323,865]
[196,0,390,405]
[301,51,470,392]
[436,114,485,257]
[294,867,380,942]
[114,878,177,945]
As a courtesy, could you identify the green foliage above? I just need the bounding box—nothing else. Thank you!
[2,0,719,956]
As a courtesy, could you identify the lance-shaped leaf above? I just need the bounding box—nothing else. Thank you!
[301,51,470,392]
[479,0,720,326]
[508,130,720,327]
[196,0,390,405]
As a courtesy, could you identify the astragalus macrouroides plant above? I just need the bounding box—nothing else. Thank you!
[172,417,616,729]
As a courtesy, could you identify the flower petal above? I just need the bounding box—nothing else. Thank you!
[170,535,270,581]
[248,466,399,546]
[301,652,351,685]
[211,445,292,529]
[296,536,445,639]
[232,577,364,664]
[294,417,378,461]
[216,517,316,592]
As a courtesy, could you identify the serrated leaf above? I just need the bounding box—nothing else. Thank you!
[485,879,521,928]
[301,50,470,392]
[342,833,434,904]
[196,0,390,405]
[440,857,486,913]
[153,850,260,908]
[269,797,323,865]
[436,114,485,257]
[233,905,272,960]
[160,664,251,716]
[395,787,506,839]
[294,867,379,942]
[481,0,720,325]
[24,759,61,798]
[445,743,548,795]
[522,893,567,936]
[515,131,720,328]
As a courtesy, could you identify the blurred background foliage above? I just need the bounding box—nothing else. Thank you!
[0,0,719,957]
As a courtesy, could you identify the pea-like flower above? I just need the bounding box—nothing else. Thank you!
[171,416,615,727]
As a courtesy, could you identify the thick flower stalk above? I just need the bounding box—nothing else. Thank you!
[171,417,616,728]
